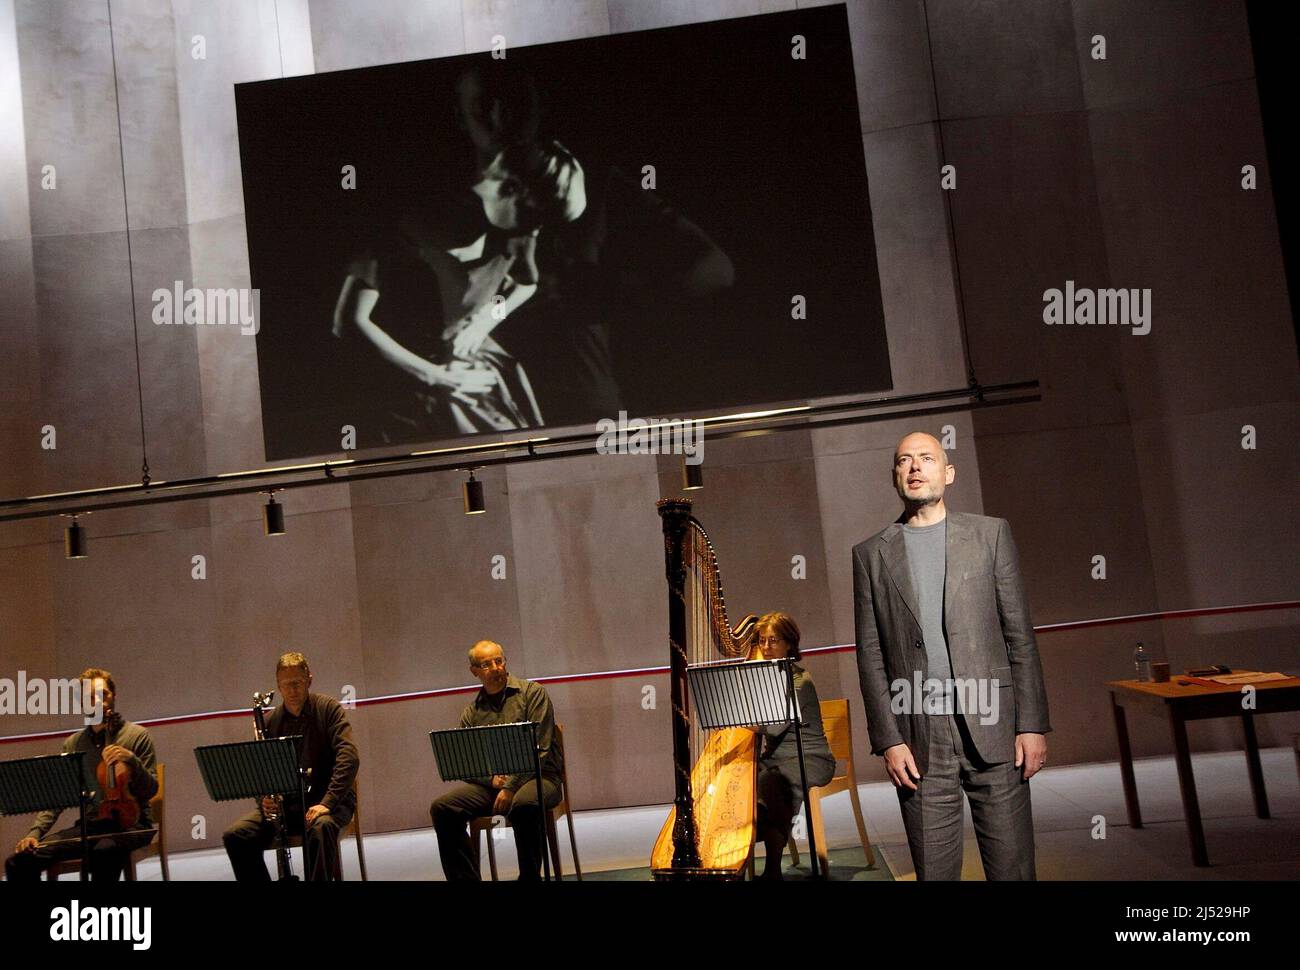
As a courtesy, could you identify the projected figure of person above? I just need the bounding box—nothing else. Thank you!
[445,66,737,427]
[334,63,735,442]
[332,139,587,438]
[500,158,736,427]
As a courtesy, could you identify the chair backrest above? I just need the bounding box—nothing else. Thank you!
[819,699,852,763]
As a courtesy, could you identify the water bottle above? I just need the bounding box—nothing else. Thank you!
[1134,642,1152,682]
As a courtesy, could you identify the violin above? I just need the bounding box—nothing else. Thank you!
[95,742,140,829]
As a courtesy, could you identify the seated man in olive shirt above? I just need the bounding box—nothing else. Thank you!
[5,667,158,881]
[430,640,563,881]
[222,651,359,880]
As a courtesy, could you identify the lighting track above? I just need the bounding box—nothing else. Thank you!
[0,381,1038,524]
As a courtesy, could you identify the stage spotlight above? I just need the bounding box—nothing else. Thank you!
[463,470,486,515]
[263,493,285,535]
[64,516,87,559]
[682,457,704,491]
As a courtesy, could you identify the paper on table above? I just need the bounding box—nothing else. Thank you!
[1202,671,1290,685]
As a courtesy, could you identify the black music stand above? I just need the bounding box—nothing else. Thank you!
[194,736,309,878]
[687,658,822,879]
[0,752,93,880]
[430,721,552,881]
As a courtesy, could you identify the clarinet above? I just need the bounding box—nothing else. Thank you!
[252,691,298,881]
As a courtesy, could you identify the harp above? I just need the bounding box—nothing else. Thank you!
[651,498,759,880]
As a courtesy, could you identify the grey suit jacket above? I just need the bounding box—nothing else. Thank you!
[852,511,1051,774]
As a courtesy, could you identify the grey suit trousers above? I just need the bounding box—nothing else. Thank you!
[897,712,1035,881]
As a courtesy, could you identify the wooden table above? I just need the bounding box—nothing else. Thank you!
[1106,676,1300,867]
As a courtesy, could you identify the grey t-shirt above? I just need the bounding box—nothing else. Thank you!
[903,517,954,714]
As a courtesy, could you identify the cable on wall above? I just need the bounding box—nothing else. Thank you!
[105,0,152,487]
[920,0,982,399]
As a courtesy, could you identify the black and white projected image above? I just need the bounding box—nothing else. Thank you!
[236,5,890,459]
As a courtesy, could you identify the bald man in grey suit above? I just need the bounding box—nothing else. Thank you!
[853,432,1051,880]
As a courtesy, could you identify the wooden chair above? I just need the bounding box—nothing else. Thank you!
[470,723,582,880]
[787,699,875,873]
[284,777,368,880]
[48,762,170,881]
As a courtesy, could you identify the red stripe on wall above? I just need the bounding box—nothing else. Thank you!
[1,600,1295,745]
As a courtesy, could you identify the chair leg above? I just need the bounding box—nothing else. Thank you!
[808,789,829,877]
[788,834,801,867]
[486,825,500,881]
[546,815,563,881]
[355,831,368,882]
[564,807,582,880]
[847,774,875,867]
[125,858,136,882]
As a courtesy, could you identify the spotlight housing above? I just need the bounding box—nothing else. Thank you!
[463,471,485,515]
[65,516,87,559]
[682,457,704,491]
[263,494,285,535]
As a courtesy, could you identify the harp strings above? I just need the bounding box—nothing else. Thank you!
[687,524,721,788]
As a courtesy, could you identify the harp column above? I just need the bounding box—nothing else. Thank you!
[658,498,702,871]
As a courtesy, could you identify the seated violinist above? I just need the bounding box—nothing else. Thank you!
[5,667,159,881]
[752,613,835,880]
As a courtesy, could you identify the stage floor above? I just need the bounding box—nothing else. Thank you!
[92,748,1299,881]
